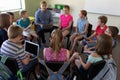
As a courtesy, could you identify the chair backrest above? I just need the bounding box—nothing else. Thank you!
[0,61,17,80]
[93,58,117,80]
[39,60,70,80]
[46,61,64,72]
[5,58,19,75]
[87,60,106,79]
[0,55,19,75]
[87,23,93,37]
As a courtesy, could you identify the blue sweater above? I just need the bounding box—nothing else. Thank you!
[0,28,8,47]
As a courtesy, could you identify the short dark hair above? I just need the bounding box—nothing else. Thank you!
[7,12,14,16]
[98,16,108,24]
[96,34,112,55]
[109,26,119,38]
[64,5,70,11]
[81,10,87,17]
[20,10,27,16]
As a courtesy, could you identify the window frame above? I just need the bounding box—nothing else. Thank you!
[0,0,25,13]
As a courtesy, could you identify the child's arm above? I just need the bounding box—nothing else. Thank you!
[86,32,96,40]
[59,19,62,29]
[43,48,46,60]
[69,52,80,62]
[66,50,70,61]
[24,24,32,31]
[79,56,92,70]
[21,54,30,65]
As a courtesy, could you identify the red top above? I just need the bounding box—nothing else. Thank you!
[95,25,108,38]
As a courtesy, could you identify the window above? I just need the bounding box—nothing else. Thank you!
[0,0,25,12]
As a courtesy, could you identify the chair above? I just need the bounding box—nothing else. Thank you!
[0,55,38,80]
[39,60,70,80]
[74,60,106,80]
[87,60,106,80]
[0,55,23,80]
[66,21,73,49]
[87,23,93,37]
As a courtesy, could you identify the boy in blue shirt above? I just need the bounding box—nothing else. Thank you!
[18,10,38,42]
[18,10,30,28]
[35,0,53,44]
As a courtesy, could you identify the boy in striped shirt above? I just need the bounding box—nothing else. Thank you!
[0,25,38,73]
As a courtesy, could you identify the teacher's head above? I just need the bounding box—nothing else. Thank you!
[40,0,47,12]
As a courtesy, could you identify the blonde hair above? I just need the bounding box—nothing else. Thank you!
[40,0,47,6]
[8,25,23,39]
[50,29,63,53]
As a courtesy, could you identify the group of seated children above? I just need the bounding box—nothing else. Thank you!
[0,25,40,78]
[0,0,119,79]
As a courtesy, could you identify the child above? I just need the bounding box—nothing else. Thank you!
[83,15,108,51]
[105,26,119,48]
[70,10,89,53]
[0,13,11,47]
[18,10,30,28]
[59,5,73,37]
[18,10,38,41]
[0,25,39,76]
[43,29,70,62]
[70,34,112,79]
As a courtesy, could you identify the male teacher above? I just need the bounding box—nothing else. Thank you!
[35,0,53,45]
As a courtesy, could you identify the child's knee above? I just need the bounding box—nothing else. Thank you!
[70,36,74,41]
[74,37,79,42]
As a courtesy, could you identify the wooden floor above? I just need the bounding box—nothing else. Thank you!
[40,33,120,80]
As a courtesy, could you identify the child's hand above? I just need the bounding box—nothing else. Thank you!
[26,54,30,58]
[85,38,90,41]
[26,54,31,58]
[73,52,80,59]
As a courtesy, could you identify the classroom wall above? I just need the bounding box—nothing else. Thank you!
[47,0,120,32]
[14,0,40,19]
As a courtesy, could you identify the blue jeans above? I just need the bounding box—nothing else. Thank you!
[22,58,38,73]
[82,37,97,48]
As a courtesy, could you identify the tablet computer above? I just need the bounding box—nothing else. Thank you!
[24,40,39,56]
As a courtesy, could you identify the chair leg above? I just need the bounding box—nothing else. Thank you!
[67,37,70,49]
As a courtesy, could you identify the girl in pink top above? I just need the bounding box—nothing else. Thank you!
[59,5,73,37]
[43,29,70,62]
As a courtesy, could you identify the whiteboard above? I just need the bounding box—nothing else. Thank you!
[84,0,120,16]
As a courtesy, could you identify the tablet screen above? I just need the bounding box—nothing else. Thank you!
[24,41,39,56]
